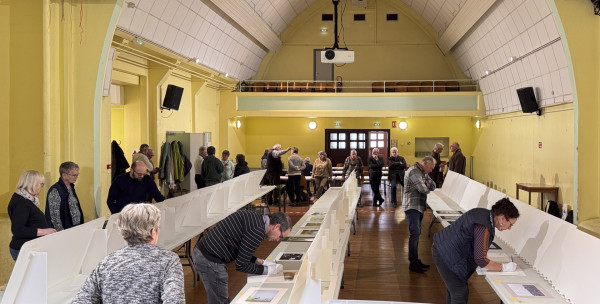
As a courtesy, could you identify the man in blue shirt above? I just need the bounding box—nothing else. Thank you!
[107,161,165,213]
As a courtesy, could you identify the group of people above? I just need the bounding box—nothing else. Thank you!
[193,145,250,189]
[8,162,84,261]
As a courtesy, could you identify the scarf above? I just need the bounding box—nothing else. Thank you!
[16,188,40,206]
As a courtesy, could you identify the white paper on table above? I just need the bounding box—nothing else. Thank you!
[476,267,525,276]
[486,252,509,259]
[505,283,549,297]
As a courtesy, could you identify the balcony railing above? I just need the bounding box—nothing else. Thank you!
[235,79,479,93]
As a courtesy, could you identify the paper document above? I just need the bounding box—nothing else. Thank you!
[476,267,525,276]
[506,283,548,297]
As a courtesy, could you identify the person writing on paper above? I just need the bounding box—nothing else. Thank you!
[193,210,292,304]
[73,203,184,303]
[432,198,520,304]
[8,170,56,261]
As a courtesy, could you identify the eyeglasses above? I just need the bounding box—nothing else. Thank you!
[504,217,516,228]
[69,173,79,178]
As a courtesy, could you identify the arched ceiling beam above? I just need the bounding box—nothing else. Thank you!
[437,0,497,55]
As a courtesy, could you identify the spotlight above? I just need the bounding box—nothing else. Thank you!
[308,121,317,130]
[475,120,481,129]
[195,58,201,64]
[236,120,241,129]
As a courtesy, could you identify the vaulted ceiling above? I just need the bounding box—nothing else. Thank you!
[117,0,573,115]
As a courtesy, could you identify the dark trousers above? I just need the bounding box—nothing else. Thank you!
[389,172,403,205]
[9,247,19,261]
[369,171,383,203]
[405,209,423,263]
[433,244,469,304]
[266,172,280,204]
[285,175,302,203]
[195,174,206,189]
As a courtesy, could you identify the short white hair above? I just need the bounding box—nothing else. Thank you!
[434,143,444,150]
[117,203,161,245]
[273,144,281,149]
[390,147,398,153]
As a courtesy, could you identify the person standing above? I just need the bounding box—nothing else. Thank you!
[342,149,364,184]
[286,147,305,206]
[402,156,437,273]
[368,148,385,206]
[447,142,466,175]
[429,143,446,188]
[265,144,291,205]
[8,170,56,260]
[433,198,520,303]
[221,150,235,182]
[233,154,250,177]
[106,161,165,214]
[201,146,224,187]
[73,203,184,303]
[193,210,290,303]
[388,147,407,208]
[45,161,84,231]
[302,157,314,197]
[311,151,333,201]
[194,146,207,189]
[132,144,159,176]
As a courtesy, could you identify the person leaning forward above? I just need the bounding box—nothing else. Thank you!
[106,161,165,214]
[193,210,291,304]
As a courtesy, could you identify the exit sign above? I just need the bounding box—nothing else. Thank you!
[374,122,381,127]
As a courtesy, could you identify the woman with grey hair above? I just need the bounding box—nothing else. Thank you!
[311,151,333,201]
[45,161,84,231]
[8,170,56,261]
[73,203,184,304]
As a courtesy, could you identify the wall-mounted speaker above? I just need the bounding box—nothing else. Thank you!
[162,84,184,111]
[517,87,541,116]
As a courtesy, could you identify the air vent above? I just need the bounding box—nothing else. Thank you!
[322,14,333,21]
[386,14,398,21]
[354,14,366,21]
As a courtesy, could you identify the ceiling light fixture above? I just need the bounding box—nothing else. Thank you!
[399,121,408,130]
[195,58,201,64]
[475,120,481,129]
[484,70,490,76]
[236,120,241,129]
[509,56,515,62]
[308,121,317,130]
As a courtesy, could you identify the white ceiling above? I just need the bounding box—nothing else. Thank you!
[117,0,572,115]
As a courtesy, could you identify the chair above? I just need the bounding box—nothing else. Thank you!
[276,82,287,92]
[288,82,301,92]
[372,82,385,92]
[300,82,314,92]
[434,81,446,92]
[264,82,278,92]
[314,82,327,92]
[407,81,420,92]
[420,81,433,92]
[325,81,335,92]
[446,81,460,92]
[395,82,408,92]
[252,82,265,92]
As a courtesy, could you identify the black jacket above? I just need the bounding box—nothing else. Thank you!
[8,193,49,250]
[234,161,250,177]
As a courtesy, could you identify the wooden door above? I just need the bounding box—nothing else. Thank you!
[325,129,389,167]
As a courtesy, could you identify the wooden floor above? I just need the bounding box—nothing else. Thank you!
[182,185,501,303]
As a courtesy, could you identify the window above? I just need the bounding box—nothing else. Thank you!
[354,14,366,21]
[386,14,398,21]
[322,14,333,21]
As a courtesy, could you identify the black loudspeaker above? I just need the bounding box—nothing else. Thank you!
[162,84,184,111]
[516,87,541,116]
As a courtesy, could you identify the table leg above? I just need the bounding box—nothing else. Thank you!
[516,184,519,200]
[528,192,531,205]
[541,193,545,209]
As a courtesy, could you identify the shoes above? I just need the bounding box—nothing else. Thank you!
[409,263,427,273]
[418,259,430,269]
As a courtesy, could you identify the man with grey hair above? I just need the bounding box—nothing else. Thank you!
[265,144,291,205]
[194,210,291,303]
[73,203,184,303]
[194,146,208,189]
[132,144,159,176]
[388,147,407,208]
[107,161,165,214]
[429,142,446,188]
[447,141,466,175]
[402,155,437,273]
[45,161,84,231]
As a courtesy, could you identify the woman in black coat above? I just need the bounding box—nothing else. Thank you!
[234,154,250,177]
[8,170,57,260]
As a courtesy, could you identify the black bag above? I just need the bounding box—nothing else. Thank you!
[544,200,560,218]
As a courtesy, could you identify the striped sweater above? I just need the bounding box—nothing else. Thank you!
[196,210,267,275]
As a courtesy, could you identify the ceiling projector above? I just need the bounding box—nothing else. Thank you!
[321,49,355,64]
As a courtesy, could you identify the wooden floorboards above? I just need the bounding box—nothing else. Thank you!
[182,185,502,303]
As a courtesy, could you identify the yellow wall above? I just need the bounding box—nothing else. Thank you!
[239,116,474,170]
[0,4,10,204]
[472,104,574,209]
[257,0,464,80]
[111,105,125,146]
[554,0,600,222]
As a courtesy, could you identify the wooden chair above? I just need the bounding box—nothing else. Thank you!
[252,82,265,92]
[276,82,287,92]
[395,82,408,92]
[372,82,385,92]
[264,82,278,92]
[420,81,433,92]
[325,81,335,92]
[314,82,327,92]
[300,82,314,92]
[407,81,420,92]
[434,81,446,92]
[288,82,301,92]
[446,81,460,92]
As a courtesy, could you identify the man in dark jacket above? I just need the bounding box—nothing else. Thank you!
[429,143,446,188]
[201,146,224,186]
[265,144,291,205]
[107,161,165,213]
[45,162,84,231]
[447,142,466,175]
[388,147,407,208]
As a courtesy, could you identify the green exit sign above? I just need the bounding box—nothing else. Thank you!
[335,122,341,127]
[374,123,381,127]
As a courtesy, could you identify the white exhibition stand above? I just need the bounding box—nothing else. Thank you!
[1,170,274,304]
[231,172,361,304]
[427,171,600,304]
